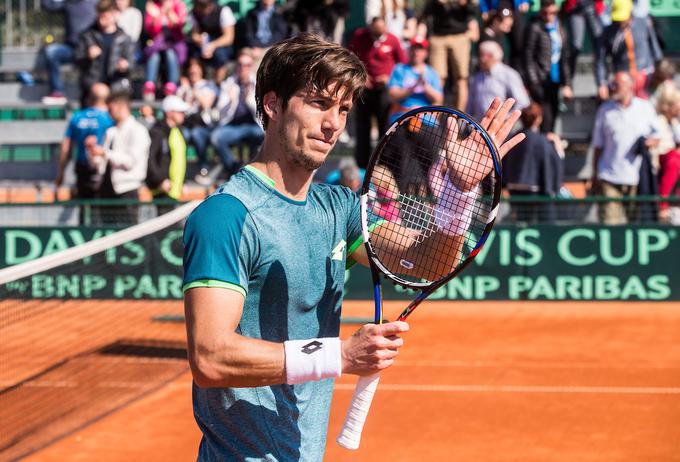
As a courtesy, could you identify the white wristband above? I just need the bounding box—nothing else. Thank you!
[433,182,479,236]
[284,337,342,385]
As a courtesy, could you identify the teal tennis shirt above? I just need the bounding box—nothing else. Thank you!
[183,165,362,462]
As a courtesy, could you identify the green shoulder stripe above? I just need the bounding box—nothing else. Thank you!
[183,279,247,297]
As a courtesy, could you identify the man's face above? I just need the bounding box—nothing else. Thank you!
[499,16,514,33]
[167,110,185,126]
[370,19,386,37]
[261,0,275,7]
[237,55,255,82]
[108,99,129,122]
[98,9,117,30]
[540,5,558,23]
[276,85,353,172]
[478,49,497,71]
[611,74,633,102]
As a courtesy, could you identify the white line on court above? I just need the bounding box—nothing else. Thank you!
[333,383,680,395]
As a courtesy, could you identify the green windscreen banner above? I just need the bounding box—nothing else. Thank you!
[528,0,680,16]
[1,224,679,301]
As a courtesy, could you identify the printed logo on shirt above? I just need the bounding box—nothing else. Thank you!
[331,240,346,261]
[301,340,323,355]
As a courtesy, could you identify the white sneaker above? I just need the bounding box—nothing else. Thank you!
[41,92,67,105]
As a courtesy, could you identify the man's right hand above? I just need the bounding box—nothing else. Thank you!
[341,321,409,376]
[598,85,609,101]
[88,45,102,60]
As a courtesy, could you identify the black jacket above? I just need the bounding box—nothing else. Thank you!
[75,26,134,89]
[146,120,184,190]
[523,17,572,99]
[502,129,563,196]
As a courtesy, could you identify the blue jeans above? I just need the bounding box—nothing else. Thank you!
[210,124,264,170]
[44,43,74,93]
[189,125,214,170]
[145,49,180,84]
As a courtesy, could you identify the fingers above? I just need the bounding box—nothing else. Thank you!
[486,98,515,137]
[478,97,502,130]
[499,132,526,158]
[373,321,409,336]
[495,109,522,149]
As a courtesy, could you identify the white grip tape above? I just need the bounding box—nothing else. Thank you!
[336,373,381,450]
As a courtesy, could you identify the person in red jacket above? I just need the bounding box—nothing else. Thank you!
[349,16,407,169]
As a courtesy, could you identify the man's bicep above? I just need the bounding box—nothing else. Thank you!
[184,287,244,347]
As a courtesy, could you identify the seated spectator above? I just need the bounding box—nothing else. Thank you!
[142,0,187,101]
[195,49,263,184]
[116,0,142,42]
[176,58,218,113]
[595,0,662,100]
[653,84,680,221]
[92,90,151,224]
[242,0,291,62]
[524,0,573,133]
[189,0,236,83]
[147,95,189,215]
[387,36,443,124]
[55,83,113,212]
[480,8,513,48]
[40,0,98,105]
[590,72,661,225]
[467,40,529,121]
[502,102,564,223]
[75,0,134,98]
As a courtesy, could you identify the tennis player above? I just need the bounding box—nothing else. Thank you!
[183,33,523,461]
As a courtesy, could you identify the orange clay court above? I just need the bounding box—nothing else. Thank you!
[2,299,680,462]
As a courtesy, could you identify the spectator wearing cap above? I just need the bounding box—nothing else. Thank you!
[480,8,514,50]
[75,0,135,101]
[189,0,236,83]
[419,0,479,111]
[595,0,662,100]
[590,71,661,225]
[479,0,529,72]
[147,95,189,214]
[524,0,573,133]
[91,91,151,224]
[387,36,443,124]
[349,16,407,169]
[467,41,529,121]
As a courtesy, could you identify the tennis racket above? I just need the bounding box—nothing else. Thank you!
[336,105,504,450]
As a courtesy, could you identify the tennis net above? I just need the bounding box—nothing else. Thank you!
[0,201,198,461]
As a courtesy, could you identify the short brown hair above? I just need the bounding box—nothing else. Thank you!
[256,33,367,129]
[520,102,543,128]
[97,0,116,13]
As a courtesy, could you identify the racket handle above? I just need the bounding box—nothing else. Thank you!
[336,372,381,450]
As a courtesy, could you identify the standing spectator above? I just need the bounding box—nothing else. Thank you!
[241,0,290,62]
[205,49,263,183]
[55,83,113,210]
[648,58,676,106]
[349,16,407,168]
[142,0,187,101]
[75,0,134,99]
[595,0,662,100]
[292,0,349,44]
[40,0,98,105]
[387,36,443,124]
[524,0,573,133]
[561,0,604,81]
[590,72,660,225]
[467,41,529,121]
[116,0,143,42]
[653,85,680,221]
[420,0,479,111]
[502,102,564,222]
[480,0,529,71]
[147,96,189,215]
[366,0,420,49]
[480,8,514,49]
[189,0,236,83]
[92,91,151,224]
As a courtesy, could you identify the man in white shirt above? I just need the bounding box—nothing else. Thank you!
[89,90,151,224]
[591,71,661,224]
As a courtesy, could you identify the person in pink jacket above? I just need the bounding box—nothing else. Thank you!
[142,0,187,100]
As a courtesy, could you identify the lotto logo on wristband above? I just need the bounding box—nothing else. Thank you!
[301,340,323,355]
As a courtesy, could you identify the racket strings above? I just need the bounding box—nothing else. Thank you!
[365,111,498,285]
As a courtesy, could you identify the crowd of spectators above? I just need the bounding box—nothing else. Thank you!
[41,0,680,224]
